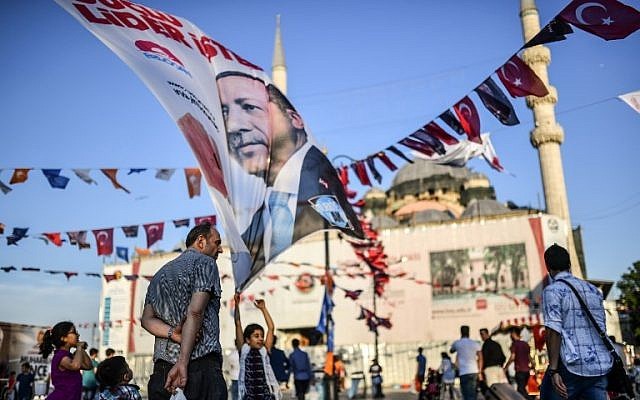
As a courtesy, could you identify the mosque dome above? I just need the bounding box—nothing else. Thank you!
[391,159,486,188]
[460,198,510,218]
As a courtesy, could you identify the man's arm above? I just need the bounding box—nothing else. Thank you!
[476,350,484,381]
[234,293,244,351]
[546,328,567,398]
[164,291,210,392]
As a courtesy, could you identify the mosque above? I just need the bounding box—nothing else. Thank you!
[96,0,623,391]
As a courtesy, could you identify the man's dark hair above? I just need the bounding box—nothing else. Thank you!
[186,222,213,248]
[292,338,300,348]
[479,328,489,336]
[89,348,99,356]
[544,243,570,271]
[418,347,423,353]
[267,84,297,114]
[510,326,522,336]
[460,325,470,337]
[216,70,265,85]
[105,348,116,357]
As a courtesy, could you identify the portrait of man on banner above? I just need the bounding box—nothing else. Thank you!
[216,71,363,281]
[55,0,363,290]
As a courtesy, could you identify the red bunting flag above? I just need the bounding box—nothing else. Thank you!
[92,228,114,256]
[143,222,164,248]
[194,215,216,225]
[496,55,549,98]
[423,122,459,145]
[43,233,63,247]
[10,169,30,184]
[101,169,130,194]
[376,152,397,171]
[453,97,482,144]
[559,0,640,40]
[352,161,371,186]
[399,137,435,156]
[184,168,202,198]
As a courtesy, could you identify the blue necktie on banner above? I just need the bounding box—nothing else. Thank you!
[116,246,129,263]
[268,191,294,259]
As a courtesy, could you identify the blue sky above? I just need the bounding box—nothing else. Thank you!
[1,1,638,342]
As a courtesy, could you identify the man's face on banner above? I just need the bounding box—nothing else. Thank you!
[218,75,271,177]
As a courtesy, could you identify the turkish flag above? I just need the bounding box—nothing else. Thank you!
[439,110,467,137]
[376,151,397,171]
[43,233,63,247]
[423,122,459,145]
[195,215,216,226]
[453,97,482,144]
[351,161,371,186]
[143,222,164,248]
[559,0,640,40]
[92,228,114,256]
[399,137,436,156]
[496,55,549,98]
[184,168,202,198]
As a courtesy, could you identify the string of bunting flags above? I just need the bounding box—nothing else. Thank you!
[0,215,216,258]
[333,0,640,187]
[0,167,203,198]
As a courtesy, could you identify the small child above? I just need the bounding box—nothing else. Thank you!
[16,363,35,400]
[234,294,281,400]
[39,321,93,400]
[95,356,142,400]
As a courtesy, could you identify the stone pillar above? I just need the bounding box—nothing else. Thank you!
[520,0,583,277]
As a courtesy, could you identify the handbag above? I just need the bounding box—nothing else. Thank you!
[557,279,634,398]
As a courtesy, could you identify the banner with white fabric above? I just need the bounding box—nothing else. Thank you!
[56,0,363,289]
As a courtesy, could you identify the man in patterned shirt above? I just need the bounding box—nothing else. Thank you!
[540,244,612,400]
[141,222,226,400]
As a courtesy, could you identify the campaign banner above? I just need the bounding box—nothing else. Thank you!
[56,0,363,289]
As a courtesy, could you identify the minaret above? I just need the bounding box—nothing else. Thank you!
[272,14,287,95]
[520,0,583,278]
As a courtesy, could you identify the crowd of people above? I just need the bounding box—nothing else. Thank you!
[18,229,639,400]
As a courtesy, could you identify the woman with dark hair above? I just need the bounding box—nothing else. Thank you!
[39,321,92,400]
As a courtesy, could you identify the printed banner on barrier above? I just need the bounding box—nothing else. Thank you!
[56,0,363,289]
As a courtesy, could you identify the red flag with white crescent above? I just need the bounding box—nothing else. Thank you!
[143,222,164,248]
[194,215,216,226]
[453,97,482,144]
[559,0,640,40]
[184,168,202,198]
[496,55,549,98]
[92,228,114,256]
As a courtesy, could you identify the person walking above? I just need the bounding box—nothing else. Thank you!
[16,363,35,400]
[479,328,507,389]
[141,222,226,400]
[289,339,312,400]
[504,326,533,399]
[450,325,482,400]
[268,336,290,390]
[438,353,457,400]
[539,244,612,400]
[369,359,383,398]
[415,347,427,393]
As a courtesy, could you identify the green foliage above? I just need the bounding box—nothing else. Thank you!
[617,261,640,343]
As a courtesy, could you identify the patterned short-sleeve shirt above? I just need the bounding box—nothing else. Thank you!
[542,271,612,377]
[145,248,222,363]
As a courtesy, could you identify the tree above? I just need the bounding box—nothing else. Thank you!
[617,261,640,344]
